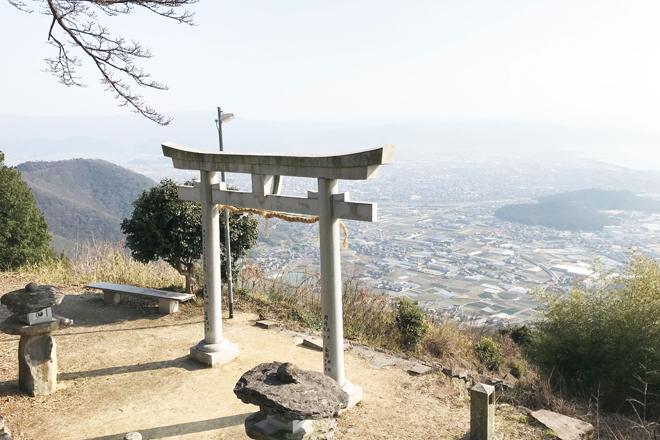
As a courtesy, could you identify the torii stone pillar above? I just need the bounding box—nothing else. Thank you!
[163,142,396,404]
[189,170,239,366]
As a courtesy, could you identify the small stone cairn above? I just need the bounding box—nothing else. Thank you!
[234,361,349,440]
[0,283,72,396]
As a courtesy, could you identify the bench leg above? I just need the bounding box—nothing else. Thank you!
[104,291,122,305]
[158,298,179,314]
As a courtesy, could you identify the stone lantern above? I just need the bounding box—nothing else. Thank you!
[0,283,72,396]
[234,361,349,440]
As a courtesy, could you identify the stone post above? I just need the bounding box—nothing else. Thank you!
[318,178,362,406]
[470,383,499,440]
[189,171,238,366]
[18,333,57,396]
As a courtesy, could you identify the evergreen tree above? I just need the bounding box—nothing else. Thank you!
[0,151,51,269]
[121,179,259,294]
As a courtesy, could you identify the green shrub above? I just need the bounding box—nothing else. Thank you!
[509,358,527,379]
[395,298,427,351]
[510,325,534,347]
[499,325,533,347]
[530,250,660,413]
[475,337,503,371]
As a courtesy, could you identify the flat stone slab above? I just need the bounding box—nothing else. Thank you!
[531,409,594,440]
[234,362,348,422]
[302,338,349,352]
[408,365,433,376]
[433,387,460,399]
[256,320,279,329]
[369,355,396,369]
[0,314,73,336]
[1,284,64,315]
[86,282,195,302]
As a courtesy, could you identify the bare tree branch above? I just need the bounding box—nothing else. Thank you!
[9,0,198,125]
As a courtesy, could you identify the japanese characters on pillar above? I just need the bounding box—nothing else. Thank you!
[202,227,210,332]
[323,314,331,374]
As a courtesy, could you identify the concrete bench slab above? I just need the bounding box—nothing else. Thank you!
[85,282,195,314]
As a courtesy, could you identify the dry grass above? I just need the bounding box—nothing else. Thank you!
[15,240,184,289]
[422,316,477,369]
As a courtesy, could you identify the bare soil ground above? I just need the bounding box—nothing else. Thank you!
[0,274,547,440]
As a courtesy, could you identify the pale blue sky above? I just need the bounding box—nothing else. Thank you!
[1,0,659,131]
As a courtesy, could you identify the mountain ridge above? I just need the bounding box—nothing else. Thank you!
[16,158,155,252]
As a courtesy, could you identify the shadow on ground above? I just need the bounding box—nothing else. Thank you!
[59,355,207,381]
[83,413,252,440]
[0,355,207,397]
[52,293,187,327]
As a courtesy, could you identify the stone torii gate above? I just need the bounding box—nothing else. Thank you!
[162,142,396,404]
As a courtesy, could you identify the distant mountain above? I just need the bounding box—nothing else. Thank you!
[538,189,660,212]
[16,159,155,252]
[495,202,610,231]
[2,113,660,166]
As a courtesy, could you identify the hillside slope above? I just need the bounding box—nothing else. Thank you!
[17,159,155,251]
[539,188,660,212]
[495,202,610,231]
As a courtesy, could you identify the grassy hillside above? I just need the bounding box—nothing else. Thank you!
[495,201,610,231]
[17,159,155,251]
[539,188,660,212]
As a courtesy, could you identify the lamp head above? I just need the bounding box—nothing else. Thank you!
[220,112,235,123]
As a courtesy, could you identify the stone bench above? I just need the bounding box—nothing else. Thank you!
[85,282,195,314]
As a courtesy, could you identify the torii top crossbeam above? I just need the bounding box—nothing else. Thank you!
[163,141,396,407]
[162,141,396,180]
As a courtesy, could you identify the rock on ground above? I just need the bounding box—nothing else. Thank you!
[234,362,348,421]
[531,409,594,440]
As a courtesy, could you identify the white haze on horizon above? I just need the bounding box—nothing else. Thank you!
[0,0,659,133]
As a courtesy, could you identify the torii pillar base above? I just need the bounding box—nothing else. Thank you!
[190,339,238,367]
[343,380,363,409]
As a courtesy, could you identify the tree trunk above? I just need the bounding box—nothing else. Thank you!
[184,273,194,295]
[172,261,195,295]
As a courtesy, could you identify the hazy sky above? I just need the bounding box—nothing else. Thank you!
[2,0,659,131]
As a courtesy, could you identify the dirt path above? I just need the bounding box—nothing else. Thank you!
[0,276,544,440]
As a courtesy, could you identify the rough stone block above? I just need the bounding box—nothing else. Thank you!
[245,411,337,440]
[256,320,279,329]
[531,409,594,440]
[453,368,469,379]
[369,355,395,369]
[301,338,349,352]
[407,365,433,376]
[433,386,460,399]
[18,334,57,396]
[124,433,142,440]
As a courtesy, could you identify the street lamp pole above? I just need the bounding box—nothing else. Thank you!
[216,106,234,319]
